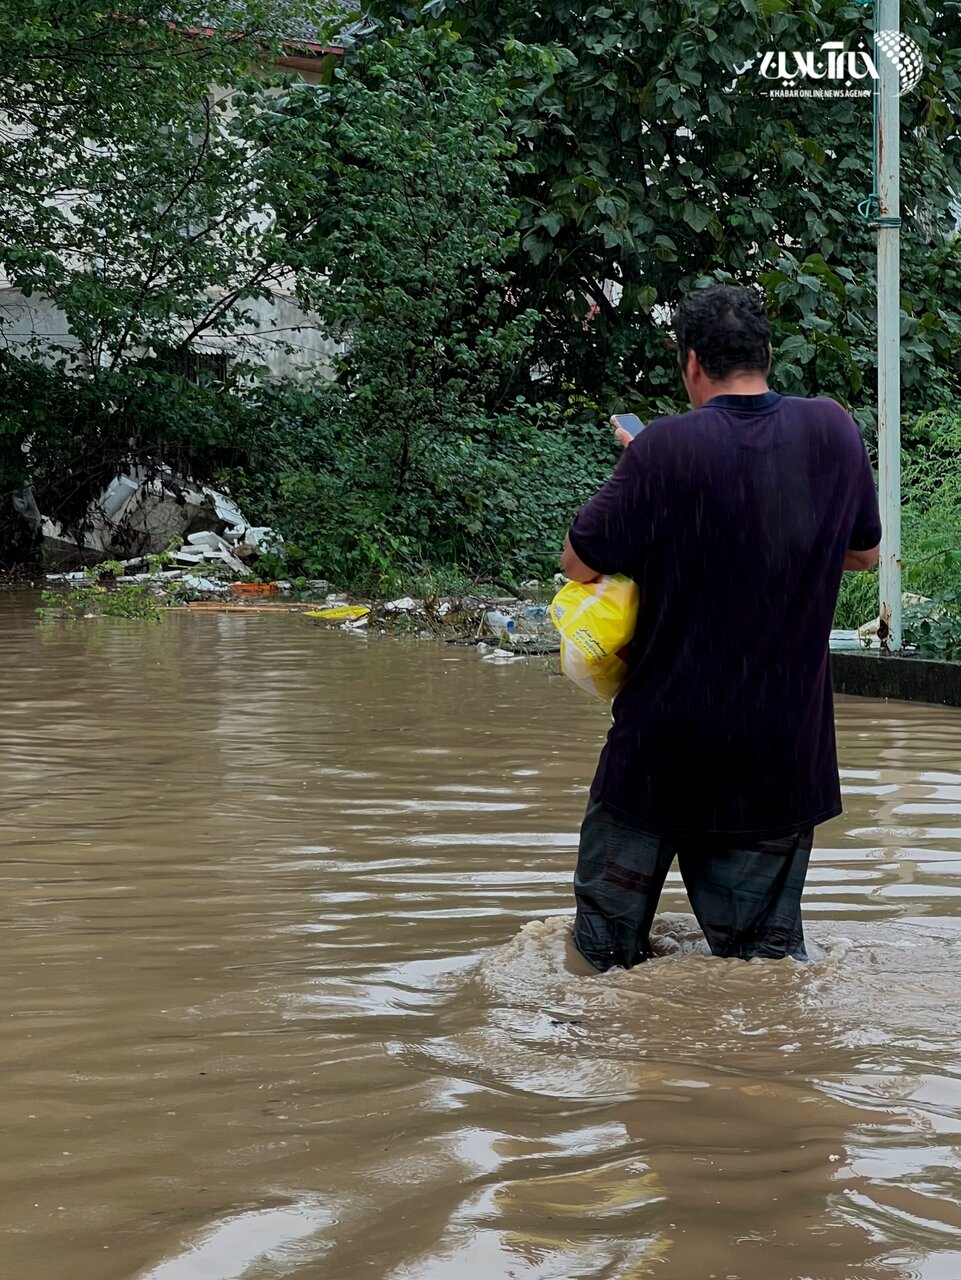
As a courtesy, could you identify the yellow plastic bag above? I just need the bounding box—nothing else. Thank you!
[304,605,371,621]
[550,574,640,701]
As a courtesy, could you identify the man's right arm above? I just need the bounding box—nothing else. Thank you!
[843,545,880,572]
[844,419,882,572]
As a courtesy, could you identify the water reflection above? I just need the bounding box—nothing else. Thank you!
[1,598,961,1279]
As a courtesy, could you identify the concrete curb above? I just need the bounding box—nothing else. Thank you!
[832,651,961,708]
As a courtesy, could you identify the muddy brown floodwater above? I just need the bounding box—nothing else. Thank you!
[4,597,961,1280]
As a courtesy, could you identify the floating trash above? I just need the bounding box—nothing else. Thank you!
[229,582,279,597]
[305,605,372,622]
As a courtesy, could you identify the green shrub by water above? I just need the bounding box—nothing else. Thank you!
[900,410,961,658]
[229,384,614,595]
[235,395,961,661]
[834,410,961,656]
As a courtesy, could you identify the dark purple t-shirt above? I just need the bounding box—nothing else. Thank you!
[568,392,882,841]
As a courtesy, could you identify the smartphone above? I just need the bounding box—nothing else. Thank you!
[612,413,646,438]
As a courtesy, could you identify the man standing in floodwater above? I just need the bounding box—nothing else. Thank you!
[561,284,882,971]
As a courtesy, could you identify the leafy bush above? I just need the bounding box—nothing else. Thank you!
[902,410,961,599]
[228,383,613,592]
[834,410,961,658]
[223,28,613,593]
[0,352,269,565]
[904,598,961,661]
[834,568,880,630]
[39,567,164,620]
[900,410,961,657]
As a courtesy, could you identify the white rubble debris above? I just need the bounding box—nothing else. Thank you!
[210,491,245,529]
[203,547,250,576]
[182,574,229,593]
[241,527,283,553]
[185,531,234,552]
[125,571,183,582]
[385,596,419,612]
[482,647,524,663]
[829,629,866,651]
[38,465,282,582]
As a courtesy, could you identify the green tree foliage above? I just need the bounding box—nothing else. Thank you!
[3,5,593,579]
[226,28,614,588]
[363,0,961,428]
[0,0,341,558]
[230,381,614,589]
[4,0,961,599]
[0,1,315,365]
[258,27,546,490]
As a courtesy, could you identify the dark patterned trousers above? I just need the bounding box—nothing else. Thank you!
[573,800,812,971]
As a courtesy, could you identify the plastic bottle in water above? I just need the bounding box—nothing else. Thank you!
[485,610,516,638]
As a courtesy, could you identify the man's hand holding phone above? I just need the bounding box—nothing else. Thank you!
[611,413,646,449]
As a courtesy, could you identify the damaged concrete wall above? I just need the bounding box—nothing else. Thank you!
[0,285,342,383]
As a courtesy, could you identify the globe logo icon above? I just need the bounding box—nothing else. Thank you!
[873,30,924,96]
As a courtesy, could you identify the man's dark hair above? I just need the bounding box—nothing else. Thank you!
[671,285,771,381]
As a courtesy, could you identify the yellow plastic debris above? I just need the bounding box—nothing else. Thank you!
[304,605,371,621]
[550,574,639,701]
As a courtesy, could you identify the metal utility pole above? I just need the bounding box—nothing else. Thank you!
[876,0,902,651]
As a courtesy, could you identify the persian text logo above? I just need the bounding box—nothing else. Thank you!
[751,33,924,99]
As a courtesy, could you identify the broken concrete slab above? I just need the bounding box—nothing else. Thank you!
[183,573,230,593]
[34,465,282,573]
[185,531,234,552]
